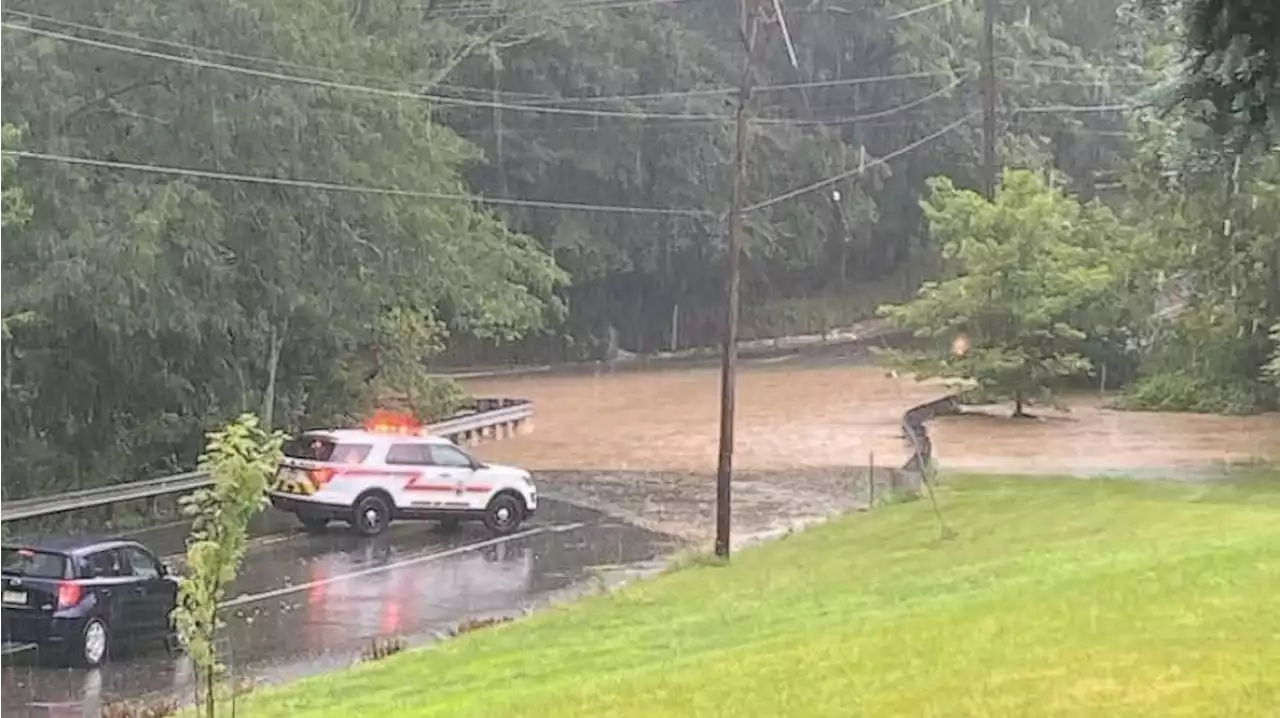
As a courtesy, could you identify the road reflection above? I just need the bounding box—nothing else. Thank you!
[2,500,670,716]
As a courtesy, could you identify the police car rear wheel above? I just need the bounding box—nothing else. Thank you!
[482,494,524,535]
[352,494,391,536]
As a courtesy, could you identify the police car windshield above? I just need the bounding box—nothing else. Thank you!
[283,436,372,463]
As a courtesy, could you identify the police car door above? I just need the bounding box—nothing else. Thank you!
[385,443,449,510]
[424,444,481,508]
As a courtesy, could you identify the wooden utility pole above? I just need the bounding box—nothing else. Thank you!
[715,0,762,559]
[981,0,998,199]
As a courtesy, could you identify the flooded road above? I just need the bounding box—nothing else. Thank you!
[465,362,944,472]
[931,396,1280,474]
[1,500,675,717]
[465,364,1280,474]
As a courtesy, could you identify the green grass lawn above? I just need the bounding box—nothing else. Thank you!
[242,475,1280,717]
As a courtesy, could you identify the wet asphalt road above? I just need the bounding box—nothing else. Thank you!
[1,499,676,717]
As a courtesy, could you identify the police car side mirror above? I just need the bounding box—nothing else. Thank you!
[471,458,488,470]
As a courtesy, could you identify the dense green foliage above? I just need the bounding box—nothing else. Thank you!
[1152,0,1279,143]
[879,170,1146,415]
[2,0,1277,498]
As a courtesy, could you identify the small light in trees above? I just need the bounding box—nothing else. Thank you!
[831,190,842,203]
[952,333,971,357]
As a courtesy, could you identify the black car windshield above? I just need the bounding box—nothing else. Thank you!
[1,547,72,579]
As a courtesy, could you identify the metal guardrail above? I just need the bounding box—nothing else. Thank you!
[901,394,959,472]
[0,398,534,522]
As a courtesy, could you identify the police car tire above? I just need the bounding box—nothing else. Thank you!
[482,494,524,535]
[352,494,392,536]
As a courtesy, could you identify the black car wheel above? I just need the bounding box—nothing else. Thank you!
[75,618,110,668]
[482,494,525,535]
[352,494,392,536]
[298,514,330,534]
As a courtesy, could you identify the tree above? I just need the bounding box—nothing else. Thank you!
[1149,0,1280,143]
[172,414,283,718]
[0,0,567,498]
[878,170,1132,417]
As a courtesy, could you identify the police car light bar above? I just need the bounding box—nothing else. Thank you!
[363,409,427,435]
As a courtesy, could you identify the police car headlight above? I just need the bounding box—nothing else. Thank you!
[520,473,534,487]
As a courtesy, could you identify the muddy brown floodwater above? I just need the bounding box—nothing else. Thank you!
[931,397,1280,475]
[465,363,944,472]
[463,362,1280,543]
[465,362,946,544]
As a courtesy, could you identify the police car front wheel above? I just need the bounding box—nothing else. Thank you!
[352,494,392,536]
[483,494,525,535]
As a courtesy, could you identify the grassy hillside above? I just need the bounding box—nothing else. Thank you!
[244,474,1280,717]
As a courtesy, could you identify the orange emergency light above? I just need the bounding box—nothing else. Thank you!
[363,409,424,435]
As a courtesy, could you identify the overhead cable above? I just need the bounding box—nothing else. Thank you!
[744,114,975,212]
[1,150,717,216]
[0,22,732,122]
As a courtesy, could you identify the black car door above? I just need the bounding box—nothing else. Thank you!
[120,546,173,638]
[82,549,131,632]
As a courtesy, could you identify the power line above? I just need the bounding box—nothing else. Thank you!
[521,70,954,106]
[1,8,553,102]
[5,10,952,109]
[442,0,703,18]
[886,0,957,21]
[1,150,716,216]
[998,56,1148,74]
[0,22,733,122]
[754,75,967,125]
[744,114,975,212]
[1009,103,1136,114]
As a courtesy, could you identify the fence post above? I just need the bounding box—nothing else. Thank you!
[868,451,876,508]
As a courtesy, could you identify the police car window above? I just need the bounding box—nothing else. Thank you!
[283,436,337,461]
[429,445,473,468]
[125,547,160,579]
[330,443,373,464]
[85,549,125,579]
[385,444,432,465]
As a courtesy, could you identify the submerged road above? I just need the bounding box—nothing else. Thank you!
[1,500,676,717]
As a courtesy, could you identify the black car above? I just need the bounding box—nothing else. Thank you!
[1,537,178,667]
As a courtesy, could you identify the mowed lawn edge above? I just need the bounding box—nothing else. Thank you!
[236,474,1280,718]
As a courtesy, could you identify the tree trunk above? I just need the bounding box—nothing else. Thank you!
[1013,390,1026,418]
[205,668,216,718]
[261,318,288,427]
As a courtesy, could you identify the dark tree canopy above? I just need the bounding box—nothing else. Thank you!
[1162,0,1280,141]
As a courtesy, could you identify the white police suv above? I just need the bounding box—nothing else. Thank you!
[267,415,537,537]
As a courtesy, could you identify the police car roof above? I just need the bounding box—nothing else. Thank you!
[309,428,452,444]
